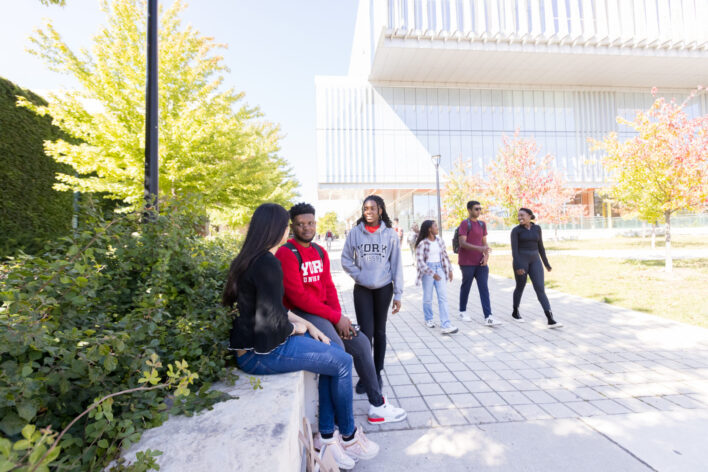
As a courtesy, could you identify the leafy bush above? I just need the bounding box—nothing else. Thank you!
[0,198,237,471]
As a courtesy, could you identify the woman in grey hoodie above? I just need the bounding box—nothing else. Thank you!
[342,195,404,392]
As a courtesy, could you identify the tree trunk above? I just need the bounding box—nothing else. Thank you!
[665,211,672,273]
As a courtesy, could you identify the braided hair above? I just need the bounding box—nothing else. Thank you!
[356,195,393,228]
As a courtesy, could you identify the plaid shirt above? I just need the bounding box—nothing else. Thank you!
[415,236,452,285]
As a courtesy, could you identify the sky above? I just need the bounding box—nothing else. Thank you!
[0,0,360,217]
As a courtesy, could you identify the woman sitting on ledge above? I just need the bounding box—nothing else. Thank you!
[223,203,379,469]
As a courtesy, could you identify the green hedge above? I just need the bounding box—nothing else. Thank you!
[0,77,73,257]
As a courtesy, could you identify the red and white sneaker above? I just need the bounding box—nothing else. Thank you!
[367,396,407,424]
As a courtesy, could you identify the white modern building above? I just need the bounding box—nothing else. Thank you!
[316,0,708,227]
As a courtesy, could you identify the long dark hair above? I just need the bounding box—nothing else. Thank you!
[222,203,290,307]
[415,219,435,248]
[355,195,393,228]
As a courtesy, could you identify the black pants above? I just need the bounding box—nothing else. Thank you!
[513,255,551,311]
[296,311,383,407]
[353,283,393,376]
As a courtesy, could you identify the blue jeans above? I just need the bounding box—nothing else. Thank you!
[422,262,452,328]
[236,334,355,436]
[459,265,492,318]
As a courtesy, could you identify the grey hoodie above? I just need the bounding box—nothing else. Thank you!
[341,222,404,301]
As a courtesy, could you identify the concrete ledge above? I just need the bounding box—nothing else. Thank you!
[119,370,318,472]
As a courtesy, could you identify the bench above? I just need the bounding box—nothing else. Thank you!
[118,370,318,471]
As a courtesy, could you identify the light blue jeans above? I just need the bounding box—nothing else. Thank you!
[422,262,452,328]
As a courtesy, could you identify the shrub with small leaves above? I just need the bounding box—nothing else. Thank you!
[0,197,238,471]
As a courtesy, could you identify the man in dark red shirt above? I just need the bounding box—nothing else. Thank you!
[275,203,406,425]
[457,200,500,326]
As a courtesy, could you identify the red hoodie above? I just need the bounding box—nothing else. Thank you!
[274,239,342,324]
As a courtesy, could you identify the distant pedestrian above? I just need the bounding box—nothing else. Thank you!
[415,220,457,334]
[510,208,562,328]
[342,195,404,391]
[325,230,334,251]
[407,223,419,260]
[458,201,500,326]
[393,218,404,243]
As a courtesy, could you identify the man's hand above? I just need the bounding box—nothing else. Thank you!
[392,300,401,314]
[335,315,354,339]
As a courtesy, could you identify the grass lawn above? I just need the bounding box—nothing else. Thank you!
[496,234,708,251]
[451,235,708,328]
[484,254,708,328]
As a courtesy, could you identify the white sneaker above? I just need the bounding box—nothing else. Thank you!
[441,325,459,335]
[368,396,407,424]
[459,312,472,322]
[342,426,380,461]
[425,319,436,328]
[485,316,502,327]
[317,432,356,470]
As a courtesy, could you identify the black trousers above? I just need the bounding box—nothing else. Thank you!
[513,255,552,311]
[353,283,393,375]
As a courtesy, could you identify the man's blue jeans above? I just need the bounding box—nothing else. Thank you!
[459,265,492,318]
[422,262,452,328]
[236,333,355,436]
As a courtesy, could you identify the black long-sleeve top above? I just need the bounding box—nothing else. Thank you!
[229,252,294,354]
[510,223,551,271]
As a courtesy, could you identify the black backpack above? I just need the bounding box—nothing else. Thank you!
[283,241,324,268]
[452,219,484,254]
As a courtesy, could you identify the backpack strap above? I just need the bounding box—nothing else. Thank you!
[311,243,325,262]
[284,241,324,272]
[283,241,303,268]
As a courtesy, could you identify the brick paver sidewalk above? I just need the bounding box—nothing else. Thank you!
[328,246,708,470]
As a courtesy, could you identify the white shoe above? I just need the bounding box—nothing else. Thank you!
[316,432,356,470]
[458,312,472,322]
[485,316,502,327]
[425,320,436,328]
[368,397,407,424]
[342,426,380,461]
[441,325,459,334]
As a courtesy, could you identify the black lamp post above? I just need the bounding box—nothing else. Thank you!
[432,154,442,231]
[144,0,159,218]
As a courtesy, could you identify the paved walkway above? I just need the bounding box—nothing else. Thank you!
[495,248,708,260]
[327,243,708,471]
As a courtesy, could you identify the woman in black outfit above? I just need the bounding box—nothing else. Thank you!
[509,208,562,328]
[223,203,379,468]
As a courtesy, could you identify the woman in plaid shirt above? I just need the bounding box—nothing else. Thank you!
[414,220,458,334]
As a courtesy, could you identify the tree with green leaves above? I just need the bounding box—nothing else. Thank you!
[318,211,341,236]
[593,87,708,273]
[21,0,297,227]
[442,156,486,229]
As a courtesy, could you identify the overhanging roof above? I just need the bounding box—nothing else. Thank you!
[370,34,708,89]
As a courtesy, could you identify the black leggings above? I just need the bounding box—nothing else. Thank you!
[353,283,393,375]
[513,256,552,311]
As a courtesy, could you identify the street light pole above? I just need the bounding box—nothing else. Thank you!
[432,154,442,231]
[144,0,159,218]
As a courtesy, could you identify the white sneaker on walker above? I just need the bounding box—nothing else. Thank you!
[341,426,380,461]
[485,316,503,327]
[459,312,472,322]
[368,396,407,424]
[317,431,356,470]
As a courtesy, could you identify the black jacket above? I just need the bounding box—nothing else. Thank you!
[510,223,551,271]
[229,252,294,353]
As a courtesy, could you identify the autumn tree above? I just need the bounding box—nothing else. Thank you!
[21,0,297,227]
[486,132,573,226]
[442,156,487,228]
[593,87,708,272]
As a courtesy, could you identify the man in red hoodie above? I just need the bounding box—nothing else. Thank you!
[275,203,406,425]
